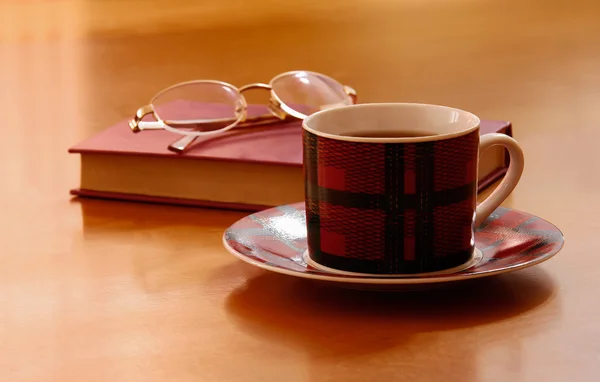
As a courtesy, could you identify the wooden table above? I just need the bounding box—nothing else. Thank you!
[1,0,598,380]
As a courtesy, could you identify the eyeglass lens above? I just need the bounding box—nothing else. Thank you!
[152,82,244,133]
[270,71,352,117]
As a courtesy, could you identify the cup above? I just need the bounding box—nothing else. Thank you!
[302,103,524,275]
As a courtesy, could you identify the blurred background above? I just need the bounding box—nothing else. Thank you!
[1,2,599,380]
[2,0,598,128]
[0,0,598,210]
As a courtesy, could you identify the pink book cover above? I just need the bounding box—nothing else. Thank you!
[69,101,512,211]
[68,101,304,166]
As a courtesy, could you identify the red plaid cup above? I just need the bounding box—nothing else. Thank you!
[302,103,524,275]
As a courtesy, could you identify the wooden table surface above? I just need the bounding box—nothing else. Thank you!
[1,0,599,381]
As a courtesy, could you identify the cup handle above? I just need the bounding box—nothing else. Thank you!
[475,133,525,227]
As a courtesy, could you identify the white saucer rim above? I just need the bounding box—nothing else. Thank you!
[222,204,565,286]
[221,234,563,285]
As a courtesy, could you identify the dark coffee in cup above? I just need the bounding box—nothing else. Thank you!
[345,130,437,138]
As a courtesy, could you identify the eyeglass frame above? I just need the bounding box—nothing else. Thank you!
[128,70,357,153]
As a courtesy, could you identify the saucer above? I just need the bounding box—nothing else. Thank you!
[222,202,564,291]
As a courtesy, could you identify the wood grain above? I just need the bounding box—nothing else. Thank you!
[1,0,599,381]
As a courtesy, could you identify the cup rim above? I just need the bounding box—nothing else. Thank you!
[302,102,481,143]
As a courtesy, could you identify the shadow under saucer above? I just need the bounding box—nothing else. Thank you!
[223,265,558,357]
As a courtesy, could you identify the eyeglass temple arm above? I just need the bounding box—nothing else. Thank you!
[130,106,280,132]
[131,106,289,152]
[135,116,258,132]
[167,112,294,153]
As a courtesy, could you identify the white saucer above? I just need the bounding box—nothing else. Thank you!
[223,203,564,291]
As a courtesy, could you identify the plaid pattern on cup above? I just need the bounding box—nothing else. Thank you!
[303,129,480,274]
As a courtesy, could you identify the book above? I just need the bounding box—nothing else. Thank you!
[68,101,513,212]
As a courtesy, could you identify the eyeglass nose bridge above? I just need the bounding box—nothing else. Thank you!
[237,82,286,120]
[238,82,271,92]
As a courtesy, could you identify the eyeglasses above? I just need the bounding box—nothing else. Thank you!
[128,70,357,152]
